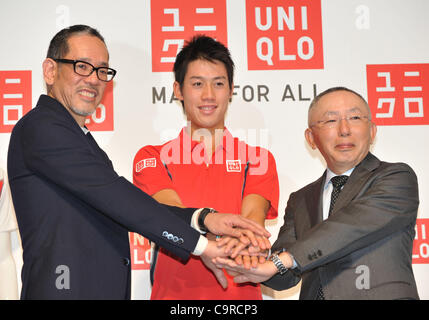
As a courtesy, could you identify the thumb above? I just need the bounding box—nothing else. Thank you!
[213,268,228,289]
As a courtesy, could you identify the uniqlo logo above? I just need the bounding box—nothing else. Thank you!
[151,0,228,72]
[85,81,114,131]
[0,70,32,133]
[135,158,157,173]
[246,0,323,70]
[367,63,429,126]
[129,233,151,270]
[226,159,241,172]
[412,219,429,264]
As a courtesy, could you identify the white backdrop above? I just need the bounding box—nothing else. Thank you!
[1,0,428,300]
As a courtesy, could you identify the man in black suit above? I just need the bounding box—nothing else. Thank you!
[7,25,269,299]
[214,87,420,300]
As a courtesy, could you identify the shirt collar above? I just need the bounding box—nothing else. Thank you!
[324,167,355,190]
[81,126,90,135]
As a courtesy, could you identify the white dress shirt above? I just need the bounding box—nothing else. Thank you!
[322,167,355,221]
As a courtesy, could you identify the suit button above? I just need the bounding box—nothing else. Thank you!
[123,258,130,266]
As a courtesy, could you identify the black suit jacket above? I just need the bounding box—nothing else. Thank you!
[7,95,201,299]
[264,153,419,299]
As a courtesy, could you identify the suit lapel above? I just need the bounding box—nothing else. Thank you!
[39,95,113,168]
[305,173,326,227]
[85,131,113,168]
[329,152,380,216]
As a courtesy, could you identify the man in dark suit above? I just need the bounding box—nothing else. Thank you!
[214,87,420,300]
[7,25,269,299]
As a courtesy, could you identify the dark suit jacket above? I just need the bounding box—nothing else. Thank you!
[7,95,201,299]
[264,153,419,299]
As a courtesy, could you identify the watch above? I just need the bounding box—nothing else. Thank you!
[197,208,216,233]
[269,249,288,275]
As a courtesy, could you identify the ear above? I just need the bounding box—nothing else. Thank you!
[173,81,184,102]
[369,121,377,145]
[305,128,317,150]
[43,58,57,86]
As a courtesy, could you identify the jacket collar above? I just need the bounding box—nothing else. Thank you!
[305,152,380,225]
[327,152,380,217]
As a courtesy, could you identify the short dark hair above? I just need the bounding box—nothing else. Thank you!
[46,24,105,59]
[308,86,371,121]
[173,35,235,89]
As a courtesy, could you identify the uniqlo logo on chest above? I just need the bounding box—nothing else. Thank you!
[151,0,228,72]
[85,81,114,131]
[226,160,241,172]
[367,63,429,126]
[135,158,157,173]
[0,70,32,133]
[412,219,429,264]
[129,233,151,270]
[246,0,323,70]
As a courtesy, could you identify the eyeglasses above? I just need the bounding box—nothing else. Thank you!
[54,59,117,82]
[310,115,370,129]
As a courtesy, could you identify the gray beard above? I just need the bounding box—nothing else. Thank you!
[70,105,95,117]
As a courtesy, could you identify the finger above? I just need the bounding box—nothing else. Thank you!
[247,245,261,254]
[235,217,271,238]
[234,255,243,266]
[214,257,238,269]
[240,229,258,247]
[259,255,266,264]
[256,237,270,250]
[262,236,272,250]
[230,242,248,259]
[251,256,259,268]
[216,236,232,247]
[242,255,251,270]
[224,238,239,254]
[212,267,228,289]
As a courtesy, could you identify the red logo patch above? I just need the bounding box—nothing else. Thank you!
[129,233,151,270]
[367,63,429,125]
[226,159,241,172]
[245,0,323,70]
[0,70,32,133]
[413,219,429,264]
[135,158,157,172]
[150,0,228,72]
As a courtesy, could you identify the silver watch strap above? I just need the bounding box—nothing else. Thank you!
[270,253,288,275]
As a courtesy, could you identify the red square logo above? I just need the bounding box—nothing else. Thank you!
[85,81,114,131]
[151,0,228,72]
[0,70,32,133]
[413,219,429,264]
[367,63,429,126]
[129,232,151,270]
[246,0,323,70]
[226,159,241,172]
[135,158,157,173]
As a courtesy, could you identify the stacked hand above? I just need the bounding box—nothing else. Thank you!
[199,212,273,288]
